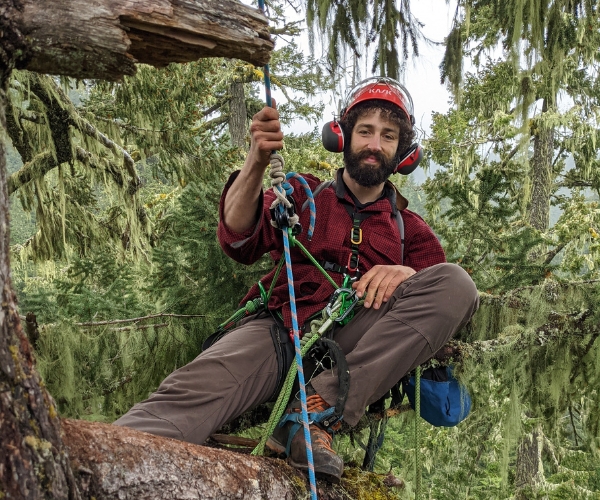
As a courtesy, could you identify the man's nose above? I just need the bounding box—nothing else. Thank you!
[367,134,382,151]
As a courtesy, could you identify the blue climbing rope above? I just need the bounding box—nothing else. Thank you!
[256,1,318,498]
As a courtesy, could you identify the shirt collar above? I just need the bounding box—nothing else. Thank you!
[334,168,409,213]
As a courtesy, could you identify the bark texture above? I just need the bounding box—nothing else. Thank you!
[229,80,248,148]
[515,424,546,499]
[62,419,305,499]
[1,0,273,81]
[0,85,79,500]
[528,99,555,231]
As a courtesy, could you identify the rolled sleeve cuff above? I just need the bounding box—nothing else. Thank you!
[218,170,265,250]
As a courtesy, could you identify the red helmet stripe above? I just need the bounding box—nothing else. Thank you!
[342,77,414,123]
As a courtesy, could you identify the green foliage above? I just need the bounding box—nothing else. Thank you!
[15,182,257,420]
[36,318,209,421]
[304,0,422,82]
[424,55,600,292]
[332,280,600,499]
[6,144,36,245]
[148,179,271,321]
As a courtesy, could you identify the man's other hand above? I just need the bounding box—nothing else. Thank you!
[352,265,416,309]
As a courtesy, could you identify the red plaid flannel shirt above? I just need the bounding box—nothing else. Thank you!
[218,169,446,329]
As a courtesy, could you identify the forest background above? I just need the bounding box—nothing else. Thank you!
[5,0,600,498]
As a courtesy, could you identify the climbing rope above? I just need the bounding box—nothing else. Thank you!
[281,227,318,499]
[252,291,355,456]
[255,2,317,497]
[415,366,422,500]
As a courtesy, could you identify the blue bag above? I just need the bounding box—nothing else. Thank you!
[402,366,471,427]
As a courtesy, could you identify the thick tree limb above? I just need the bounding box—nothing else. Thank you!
[7,150,55,194]
[61,419,305,499]
[8,146,134,195]
[4,93,34,163]
[32,74,140,183]
[4,0,274,81]
[8,73,142,195]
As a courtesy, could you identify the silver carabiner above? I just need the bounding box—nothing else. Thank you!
[326,288,359,323]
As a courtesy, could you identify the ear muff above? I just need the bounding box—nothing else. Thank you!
[322,121,345,153]
[395,143,422,175]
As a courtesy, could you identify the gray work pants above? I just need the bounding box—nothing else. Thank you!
[114,263,479,442]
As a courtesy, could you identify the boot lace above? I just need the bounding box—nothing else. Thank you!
[306,394,330,413]
[311,425,335,452]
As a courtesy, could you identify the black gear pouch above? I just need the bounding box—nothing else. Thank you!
[269,318,295,400]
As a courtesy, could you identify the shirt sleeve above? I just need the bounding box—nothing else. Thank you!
[402,209,446,271]
[217,170,280,265]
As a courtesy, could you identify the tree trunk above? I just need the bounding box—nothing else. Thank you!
[62,419,304,499]
[528,98,555,231]
[1,0,273,81]
[0,81,80,500]
[515,423,546,499]
[229,80,248,148]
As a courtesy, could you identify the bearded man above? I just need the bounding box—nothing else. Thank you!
[115,77,479,483]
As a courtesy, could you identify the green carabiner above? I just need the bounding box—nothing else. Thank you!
[257,280,268,306]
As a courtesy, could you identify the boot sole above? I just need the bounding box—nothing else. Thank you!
[268,439,342,483]
[288,458,342,484]
[265,437,286,455]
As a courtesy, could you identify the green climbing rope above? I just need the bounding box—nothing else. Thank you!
[415,366,422,500]
[252,295,354,455]
[289,237,339,290]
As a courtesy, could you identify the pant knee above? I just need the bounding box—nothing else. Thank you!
[431,263,479,321]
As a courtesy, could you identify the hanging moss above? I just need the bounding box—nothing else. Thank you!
[36,317,210,421]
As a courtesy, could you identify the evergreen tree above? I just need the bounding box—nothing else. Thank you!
[418,1,600,496]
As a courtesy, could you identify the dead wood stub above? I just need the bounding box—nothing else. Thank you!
[9,0,274,81]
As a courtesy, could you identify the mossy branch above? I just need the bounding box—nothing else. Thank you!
[75,118,138,183]
[8,151,55,195]
[76,313,207,327]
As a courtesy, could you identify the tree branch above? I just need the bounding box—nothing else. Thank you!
[8,150,56,195]
[61,419,306,499]
[75,313,207,327]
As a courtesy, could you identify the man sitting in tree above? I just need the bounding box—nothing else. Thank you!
[115,77,479,483]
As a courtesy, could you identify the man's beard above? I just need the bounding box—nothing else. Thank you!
[344,149,397,187]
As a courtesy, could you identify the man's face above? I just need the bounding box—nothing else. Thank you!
[344,109,400,188]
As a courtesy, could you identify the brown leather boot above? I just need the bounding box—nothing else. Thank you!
[286,394,344,483]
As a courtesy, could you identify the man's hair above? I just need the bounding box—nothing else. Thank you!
[339,100,415,160]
